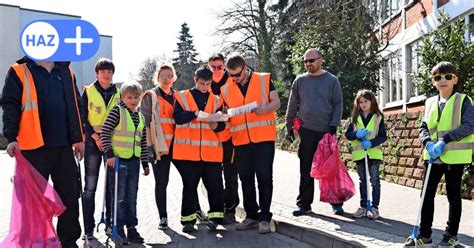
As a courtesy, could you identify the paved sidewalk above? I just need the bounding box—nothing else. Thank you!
[268,150,474,247]
[0,151,311,247]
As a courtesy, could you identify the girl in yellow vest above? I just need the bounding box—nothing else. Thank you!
[345,89,386,219]
[172,67,226,233]
[101,82,149,245]
[404,62,473,247]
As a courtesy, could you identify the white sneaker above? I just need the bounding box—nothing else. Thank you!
[353,207,366,218]
[371,208,380,219]
[235,218,258,231]
[259,221,271,234]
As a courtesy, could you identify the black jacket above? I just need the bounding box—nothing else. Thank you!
[1,56,84,146]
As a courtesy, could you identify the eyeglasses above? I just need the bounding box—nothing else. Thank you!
[210,65,223,70]
[432,74,456,81]
[304,57,321,64]
[229,68,245,78]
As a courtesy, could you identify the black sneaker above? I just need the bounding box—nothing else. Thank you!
[158,217,169,230]
[292,206,311,217]
[127,227,144,243]
[438,232,459,247]
[196,210,209,223]
[206,221,218,231]
[182,223,197,233]
[403,235,432,247]
[116,228,129,246]
[222,213,236,225]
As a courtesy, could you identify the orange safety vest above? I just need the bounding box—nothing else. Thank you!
[172,90,223,162]
[221,72,276,146]
[11,63,83,150]
[216,76,233,142]
[144,89,176,154]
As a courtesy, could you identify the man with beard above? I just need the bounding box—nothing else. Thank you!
[285,48,344,216]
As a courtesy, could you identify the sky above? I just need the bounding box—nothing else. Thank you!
[2,0,235,82]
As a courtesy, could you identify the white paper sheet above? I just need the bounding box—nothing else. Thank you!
[227,101,258,116]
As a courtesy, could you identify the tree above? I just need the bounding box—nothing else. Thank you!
[289,0,383,118]
[173,22,199,90]
[216,0,277,73]
[137,57,158,90]
[415,11,474,97]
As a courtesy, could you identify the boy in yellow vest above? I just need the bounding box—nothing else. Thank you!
[101,81,149,245]
[81,58,120,239]
[404,62,473,247]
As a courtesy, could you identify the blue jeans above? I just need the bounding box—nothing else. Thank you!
[108,157,140,229]
[83,140,111,233]
[356,159,381,209]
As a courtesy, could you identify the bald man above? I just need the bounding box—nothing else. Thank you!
[284,48,344,216]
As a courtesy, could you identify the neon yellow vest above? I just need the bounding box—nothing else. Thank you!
[112,106,144,159]
[350,114,383,161]
[85,84,120,133]
[422,93,473,164]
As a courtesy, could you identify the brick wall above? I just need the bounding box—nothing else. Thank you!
[338,110,474,200]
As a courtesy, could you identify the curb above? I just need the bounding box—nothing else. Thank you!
[235,207,365,248]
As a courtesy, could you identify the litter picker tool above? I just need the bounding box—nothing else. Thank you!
[76,155,93,248]
[364,150,374,219]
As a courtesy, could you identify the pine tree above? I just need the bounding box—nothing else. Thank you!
[173,23,199,90]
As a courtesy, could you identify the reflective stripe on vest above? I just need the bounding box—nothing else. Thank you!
[350,114,383,161]
[172,90,223,162]
[221,72,276,146]
[422,93,473,164]
[112,106,144,159]
[86,84,120,133]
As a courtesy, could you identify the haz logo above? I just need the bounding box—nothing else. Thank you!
[20,20,100,61]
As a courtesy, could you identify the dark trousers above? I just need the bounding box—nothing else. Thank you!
[296,127,342,209]
[23,146,81,247]
[83,140,111,233]
[151,152,172,218]
[223,139,239,215]
[175,160,224,225]
[420,161,465,237]
[108,158,140,229]
[235,141,274,222]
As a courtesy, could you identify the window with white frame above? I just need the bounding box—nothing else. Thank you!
[407,40,422,98]
[382,51,403,105]
[381,0,403,20]
[469,13,474,43]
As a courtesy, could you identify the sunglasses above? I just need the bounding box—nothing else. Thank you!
[432,74,456,81]
[304,57,321,64]
[210,65,223,70]
[229,68,245,78]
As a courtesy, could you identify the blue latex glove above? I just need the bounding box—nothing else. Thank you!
[432,139,446,159]
[361,140,372,150]
[425,141,436,159]
[356,128,369,139]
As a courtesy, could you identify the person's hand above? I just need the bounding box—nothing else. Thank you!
[92,133,103,151]
[73,142,85,160]
[251,106,266,116]
[209,122,218,130]
[106,157,115,167]
[142,164,150,176]
[361,140,372,150]
[432,139,446,159]
[425,141,437,159]
[6,142,20,157]
[356,128,369,139]
[286,129,295,143]
[329,126,337,135]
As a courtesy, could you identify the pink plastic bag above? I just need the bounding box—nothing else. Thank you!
[310,133,356,204]
[310,133,339,179]
[292,117,302,133]
[0,154,65,248]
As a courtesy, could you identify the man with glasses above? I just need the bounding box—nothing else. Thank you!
[208,53,240,225]
[285,48,344,216]
[220,53,280,234]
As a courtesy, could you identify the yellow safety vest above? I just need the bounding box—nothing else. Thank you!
[350,114,383,161]
[422,93,473,164]
[85,84,120,133]
[112,106,144,159]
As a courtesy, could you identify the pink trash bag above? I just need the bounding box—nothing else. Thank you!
[292,117,303,133]
[0,154,65,248]
[310,133,356,204]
